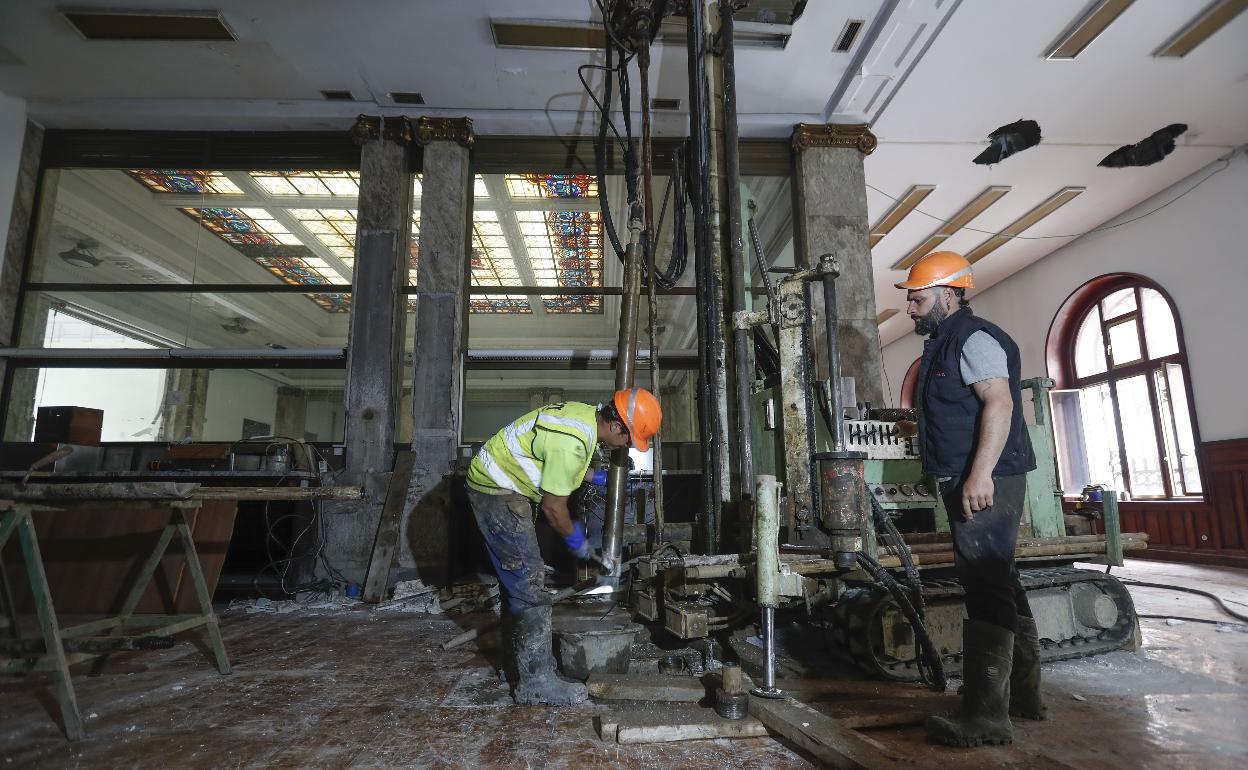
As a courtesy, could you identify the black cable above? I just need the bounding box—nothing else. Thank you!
[869,493,925,619]
[1115,579,1248,623]
[1138,615,1246,626]
[857,552,947,691]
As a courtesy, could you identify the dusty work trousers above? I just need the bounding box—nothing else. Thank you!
[467,486,546,615]
[940,473,1033,633]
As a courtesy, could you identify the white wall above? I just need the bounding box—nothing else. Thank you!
[882,149,1248,443]
[0,91,27,255]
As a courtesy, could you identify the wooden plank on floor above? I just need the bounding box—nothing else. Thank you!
[588,673,709,703]
[599,703,769,744]
[748,695,908,770]
[362,452,415,604]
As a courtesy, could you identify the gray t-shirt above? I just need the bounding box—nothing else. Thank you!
[960,331,1008,385]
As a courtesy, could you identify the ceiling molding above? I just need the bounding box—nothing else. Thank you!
[965,187,1085,264]
[891,186,1011,270]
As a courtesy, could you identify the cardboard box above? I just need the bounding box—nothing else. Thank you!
[34,406,104,445]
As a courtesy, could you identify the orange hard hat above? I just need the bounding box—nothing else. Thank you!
[613,387,662,452]
[894,251,974,290]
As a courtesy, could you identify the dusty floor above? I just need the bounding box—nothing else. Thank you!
[2,559,1246,769]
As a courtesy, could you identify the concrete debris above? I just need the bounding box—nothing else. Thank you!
[1072,694,1088,701]
[438,578,501,614]
[1166,618,1186,626]
[226,596,361,615]
[377,579,442,614]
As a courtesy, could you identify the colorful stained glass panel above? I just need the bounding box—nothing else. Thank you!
[127,170,243,195]
[515,209,603,313]
[506,174,599,199]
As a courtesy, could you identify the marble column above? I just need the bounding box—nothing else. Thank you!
[791,123,884,405]
[321,115,414,584]
[403,117,474,586]
[0,121,45,440]
[162,369,210,441]
[273,386,308,439]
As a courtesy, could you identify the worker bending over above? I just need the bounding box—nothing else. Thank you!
[896,251,1044,747]
[464,388,661,706]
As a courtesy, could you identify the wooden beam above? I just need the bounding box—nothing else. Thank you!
[362,452,416,603]
[748,695,908,769]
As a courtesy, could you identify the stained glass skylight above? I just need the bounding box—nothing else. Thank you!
[289,208,358,263]
[469,210,531,314]
[248,170,361,197]
[127,170,242,195]
[516,209,603,313]
[506,173,598,199]
[180,207,348,311]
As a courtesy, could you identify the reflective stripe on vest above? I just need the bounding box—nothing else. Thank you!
[468,402,597,500]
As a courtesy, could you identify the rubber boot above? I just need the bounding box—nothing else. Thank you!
[510,605,588,706]
[926,620,1014,747]
[1009,615,1046,720]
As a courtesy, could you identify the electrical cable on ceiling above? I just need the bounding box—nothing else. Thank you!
[866,156,1231,242]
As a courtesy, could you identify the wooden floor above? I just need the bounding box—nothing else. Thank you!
[2,559,1246,769]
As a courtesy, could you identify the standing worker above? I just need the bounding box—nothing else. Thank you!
[464,388,661,706]
[895,251,1043,747]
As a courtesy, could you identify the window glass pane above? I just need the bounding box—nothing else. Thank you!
[1073,309,1107,378]
[1107,319,1142,367]
[1141,288,1179,359]
[1050,389,1091,495]
[1164,363,1202,494]
[5,367,344,443]
[1117,375,1165,497]
[1076,383,1124,492]
[27,168,358,287]
[1100,288,1136,320]
[19,291,350,350]
[1153,367,1184,498]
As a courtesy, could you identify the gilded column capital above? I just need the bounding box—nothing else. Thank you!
[350,115,381,146]
[791,123,877,156]
[351,115,414,146]
[415,117,475,149]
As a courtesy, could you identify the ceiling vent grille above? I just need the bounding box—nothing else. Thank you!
[651,98,681,111]
[61,10,235,41]
[389,92,425,105]
[835,20,865,52]
[320,90,355,101]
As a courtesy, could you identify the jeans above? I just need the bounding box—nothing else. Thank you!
[467,487,547,616]
[940,473,1033,633]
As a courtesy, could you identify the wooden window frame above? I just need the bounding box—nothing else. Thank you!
[1047,274,1204,501]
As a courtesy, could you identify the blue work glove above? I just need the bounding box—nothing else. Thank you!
[586,469,609,487]
[563,521,594,561]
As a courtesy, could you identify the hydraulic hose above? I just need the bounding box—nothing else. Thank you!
[869,492,926,619]
[857,552,946,692]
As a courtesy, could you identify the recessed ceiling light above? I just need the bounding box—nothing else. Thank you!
[1155,0,1248,57]
[892,187,1011,270]
[965,187,1084,264]
[870,185,936,248]
[1045,0,1135,60]
[60,10,235,41]
[490,19,605,51]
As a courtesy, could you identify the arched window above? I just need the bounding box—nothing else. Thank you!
[1047,275,1201,500]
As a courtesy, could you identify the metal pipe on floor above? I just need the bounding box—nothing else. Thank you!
[687,0,724,555]
[721,0,755,544]
[752,474,783,698]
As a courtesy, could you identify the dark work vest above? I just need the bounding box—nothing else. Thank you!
[916,308,1036,478]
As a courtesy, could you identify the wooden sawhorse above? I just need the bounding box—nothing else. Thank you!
[0,499,231,740]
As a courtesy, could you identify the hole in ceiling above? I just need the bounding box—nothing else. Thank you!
[389,92,425,105]
[973,119,1042,165]
[1099,124,1188,167]
[61,10,235,41]
[835,20,865,52]
[651,97,681,111]
[320,90,355,101]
